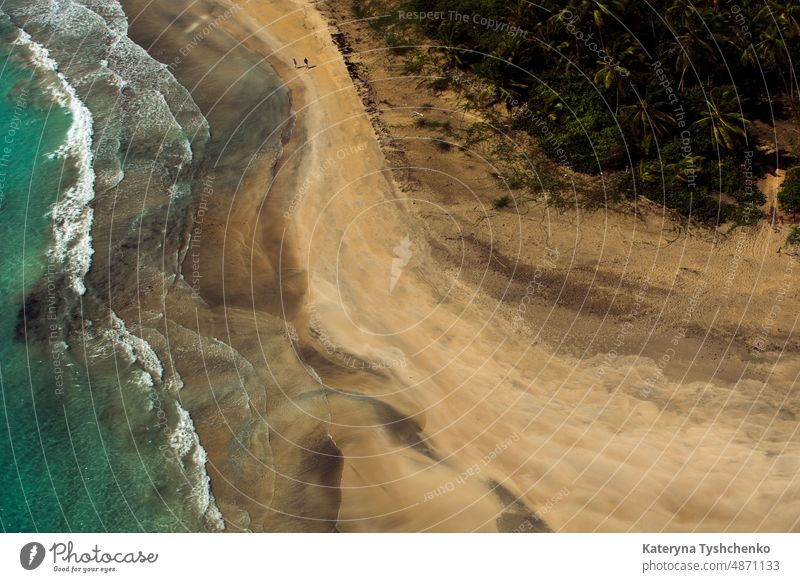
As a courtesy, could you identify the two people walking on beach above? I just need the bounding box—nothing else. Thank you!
[293,57,310,68]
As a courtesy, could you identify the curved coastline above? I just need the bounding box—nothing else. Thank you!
[160,0,554,532]
[117,0,525,532]
[83,0,800,532]
[2,0,220,531]
[120,0,344,532]
[187,0,800,533]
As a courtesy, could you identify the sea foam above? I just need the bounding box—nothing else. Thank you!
[14,29,96,296]
[106,311,165,384]
[9,0,220,531]
[106,310,224,530]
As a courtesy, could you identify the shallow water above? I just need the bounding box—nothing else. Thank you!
[0,1,224,532]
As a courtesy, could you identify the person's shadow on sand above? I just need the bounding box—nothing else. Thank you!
[293,58,317,69]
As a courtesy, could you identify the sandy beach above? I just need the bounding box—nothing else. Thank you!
[112,0,800,531]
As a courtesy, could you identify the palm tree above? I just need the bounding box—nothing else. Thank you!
[667,27,717,91]
[482,35,532,99]
[593,37,636,114]
[692,87,749,151]
[636,159,661,184]
[594,61,629,114]
[665,0,700,28]
[758,1,800,37]
[754,3,800,105]
[622,92,676,146]
[666,154,707,184]
[576,0,626,29]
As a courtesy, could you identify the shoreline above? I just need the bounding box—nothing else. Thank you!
[2,0,223,531]
[121,0,344,532]
[117,0,800,531]
[4,0,797,534]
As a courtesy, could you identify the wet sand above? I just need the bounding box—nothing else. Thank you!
[117,0,800,531]
[120,0,342,531]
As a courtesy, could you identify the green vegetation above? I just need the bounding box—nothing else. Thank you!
[353,0,800,223]
[435,138,453,150]
[493,195,511,209]
[778,165,800,212]
[403,53,429,73]
[787,225,800,246]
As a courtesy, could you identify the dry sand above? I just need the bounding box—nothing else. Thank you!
[121,0,800,531]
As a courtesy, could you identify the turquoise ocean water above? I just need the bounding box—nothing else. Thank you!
[0,4,218,532]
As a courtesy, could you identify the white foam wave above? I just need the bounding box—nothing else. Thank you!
[172,405,225,530]
[131,369,154,390]
[75,0,128,35]
[10,0,220,530]
[14,29,96,296]
[13,29,58,70]
[105,311,164,383]
[105,311,223,529]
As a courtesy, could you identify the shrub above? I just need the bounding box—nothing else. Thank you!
[731,203,762,226]
[395,0,790,223]
[494,195,511,209]
[429,76,451,92]
[716,158,766,206]
[522,73,630,174]
[403,53,427,74]
[787,226,800,246]
[384,31,414,55]
[778,166,800,212]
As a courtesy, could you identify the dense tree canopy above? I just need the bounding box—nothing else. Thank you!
[356,0,800,222]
